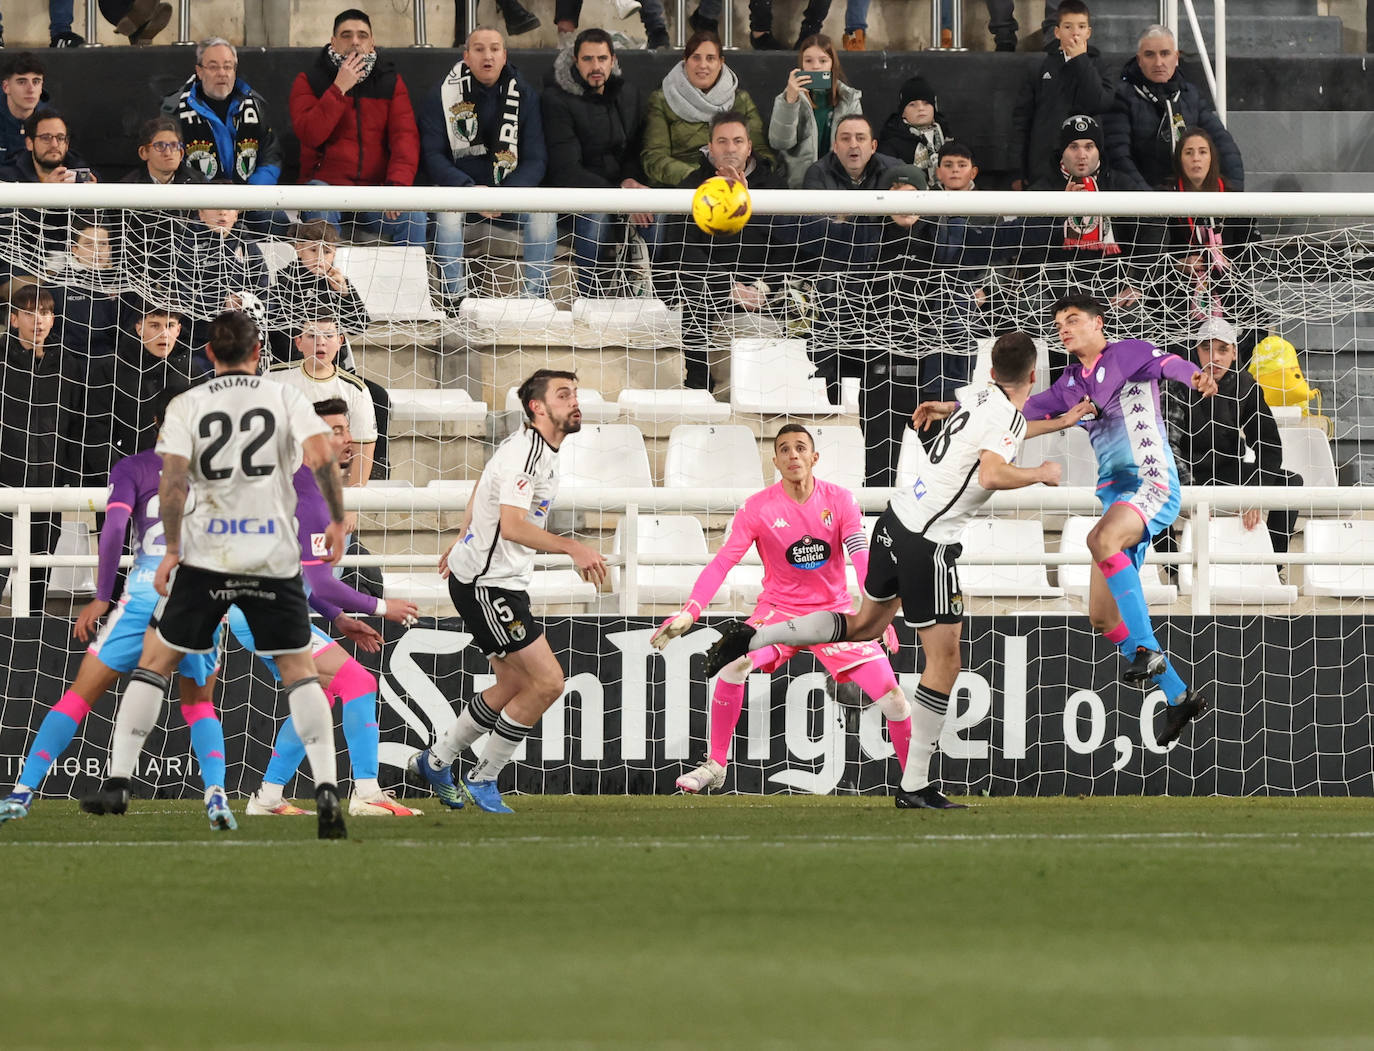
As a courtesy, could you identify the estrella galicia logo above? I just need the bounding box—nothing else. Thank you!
[787,535,831,570]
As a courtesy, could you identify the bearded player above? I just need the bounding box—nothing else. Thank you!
[651,424,913,794]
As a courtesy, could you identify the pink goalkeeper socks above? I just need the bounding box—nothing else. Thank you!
[708,679,746,766]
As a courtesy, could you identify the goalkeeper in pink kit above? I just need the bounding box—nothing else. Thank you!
[651,424,912,793]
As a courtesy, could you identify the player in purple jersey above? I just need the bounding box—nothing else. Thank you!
[1021,294,1217,745]
[234,398,422,818]
[0,391,238,830]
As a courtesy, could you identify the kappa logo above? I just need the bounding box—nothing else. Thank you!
[772,517,790,528]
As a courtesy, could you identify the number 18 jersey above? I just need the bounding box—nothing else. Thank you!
[889,382,1026,544]
[157,373,330,578]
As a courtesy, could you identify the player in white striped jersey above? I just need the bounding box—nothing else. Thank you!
[81,311,351,839]
[705,333,1092,807]
[411,369,607,814]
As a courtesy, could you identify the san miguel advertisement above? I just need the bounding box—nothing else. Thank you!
[1,615,1371,799]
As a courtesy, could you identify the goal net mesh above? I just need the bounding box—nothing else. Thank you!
[0,194,1370,800]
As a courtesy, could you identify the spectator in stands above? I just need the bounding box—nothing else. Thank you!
[1164,317,1299,554]
[0,54,48,163]
[48,217,122,360]
[859,164,925,485]
[662,110,792,391]
[1103,24,1244,192]
[98,0,173,45]
[554,0,671,51]
[420,27,555,308]
[0,2,85,49]
[802,114,902,404]
[1009,1,1113,190]
[0,282,84,607]
[454,0,541,38]
[180,205,269,367]
[290,9,427,253]
[641,31,773,188]
[542,29,652,299]
[1023,115,1162,306]
[266,219,370,369]
[884,142,1022,449]
[0,108,92,183]
[685,0,830,50]
[267,316,379,487]
[162,38,283,189]
[79,301,205,479]
[875,75,949,191]
[119,116,202,185]
[769,35,861,189]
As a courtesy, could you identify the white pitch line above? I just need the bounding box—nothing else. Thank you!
[3,830,1374,849]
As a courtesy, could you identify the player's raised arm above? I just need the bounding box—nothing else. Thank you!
[650,507,756,650]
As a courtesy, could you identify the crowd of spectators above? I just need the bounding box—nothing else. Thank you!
[0,2,1264,602]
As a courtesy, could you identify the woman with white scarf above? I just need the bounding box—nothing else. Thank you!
[640,31,773,188]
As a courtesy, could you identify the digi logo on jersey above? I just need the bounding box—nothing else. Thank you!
[206,518,276,535]
[787,536,831,570]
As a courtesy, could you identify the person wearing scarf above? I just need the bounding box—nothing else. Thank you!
[418,27,554,306]
[1168,125,1254,326]
[641,30,772,187]
[289,9,426,251]
[1102,23,1243,191]
[876,75,950,193]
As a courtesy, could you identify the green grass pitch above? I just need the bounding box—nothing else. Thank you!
[3,795,1374,1050]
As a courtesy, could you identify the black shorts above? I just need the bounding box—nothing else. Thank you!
[448,578,542,659]
[154,563,312,655]
[864,508,964,628]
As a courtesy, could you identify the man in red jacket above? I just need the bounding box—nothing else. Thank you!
[290,8,427,250]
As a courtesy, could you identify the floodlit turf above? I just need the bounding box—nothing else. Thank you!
[3,796,1374,1050]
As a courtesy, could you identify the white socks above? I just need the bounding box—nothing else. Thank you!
[285,677,337,788]
[109,669,168,780]
[900,703,947,793]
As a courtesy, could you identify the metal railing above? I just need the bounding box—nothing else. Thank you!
[4,486,1372,619]
[1162,0,1228,122]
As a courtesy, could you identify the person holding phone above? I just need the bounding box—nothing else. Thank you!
[767,34,862,189]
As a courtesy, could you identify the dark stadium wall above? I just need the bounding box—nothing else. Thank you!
[40,49,1374,187]
[2,615,1371,799]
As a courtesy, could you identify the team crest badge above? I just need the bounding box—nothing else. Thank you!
[186,139,218,179]
[493,148,517,184]
[235,139,259,181]
[509,620,527,641]
[821,509,833,527]
[448,101,478,144]
[950,593,964,616]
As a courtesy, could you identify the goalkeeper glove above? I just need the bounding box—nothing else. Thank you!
[881,623,900,656]
[650,607,697,651]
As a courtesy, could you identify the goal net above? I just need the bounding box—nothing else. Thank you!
[0,184,1371,801]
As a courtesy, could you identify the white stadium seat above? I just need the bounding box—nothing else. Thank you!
[1278,426,1338,487]
[972,336,1052,395]
[611,515,719,606]
[1303,520,1374,597]
[729,337,836,415]
[1039,425,1097,487]
[383,568,596,610]
[571,298,672,343]
[335,245,444,323]
[773,425,866,490]
[389,388,488,425]
[664,424,764,489]
[617,387,731,424]
[1057,516,1178,605]
[558,423,654,488]
[48,519,94,598]
[505,386,618,423]
[958,518,1063,598]
[1178,515,1298,605]
[895,428,929,487]
[458,297,560,339]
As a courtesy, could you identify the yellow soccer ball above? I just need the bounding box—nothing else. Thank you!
[691,176,752,236]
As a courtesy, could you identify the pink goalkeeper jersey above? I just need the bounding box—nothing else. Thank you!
[686,479,868,617]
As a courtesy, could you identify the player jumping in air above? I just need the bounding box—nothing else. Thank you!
[651,424,913,795]
[705,334,1088,806]
[0,390,237,830]
[410,369,607,814]
[1020,293,1215,745]
[232,398,423,818]
[82,311,352,839]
